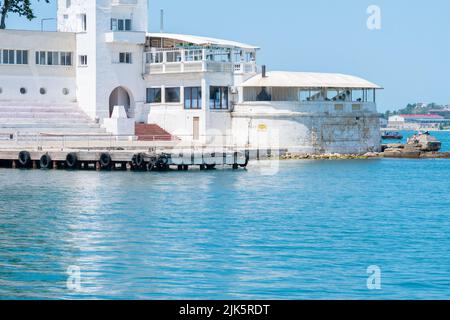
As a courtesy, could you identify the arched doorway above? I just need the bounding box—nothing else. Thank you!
[109,87,131,118]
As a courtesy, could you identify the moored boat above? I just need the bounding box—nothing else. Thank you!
[382,131,403,140]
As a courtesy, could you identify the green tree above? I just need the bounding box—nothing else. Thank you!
[0,0,49,30]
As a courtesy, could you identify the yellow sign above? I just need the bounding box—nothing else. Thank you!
[257,124,268,132]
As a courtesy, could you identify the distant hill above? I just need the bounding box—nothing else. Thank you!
[382,103,448,119]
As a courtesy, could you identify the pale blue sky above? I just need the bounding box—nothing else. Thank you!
[4,0,450,112]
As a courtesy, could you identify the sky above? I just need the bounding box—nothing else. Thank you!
[3,0,450,112]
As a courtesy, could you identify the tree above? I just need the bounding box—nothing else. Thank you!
[0,0,49,30]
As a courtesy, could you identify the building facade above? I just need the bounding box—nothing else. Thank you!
[0,0,382,154]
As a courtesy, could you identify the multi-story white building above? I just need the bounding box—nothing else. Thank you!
[0,0,382,154]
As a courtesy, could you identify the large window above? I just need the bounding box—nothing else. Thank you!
[165,87,181,103]
[111,18,132,31]
[146,88,161,103]
[0,50,28,65]
[184,87,202,109]
[209,86,229,110]
[36,51,72,66]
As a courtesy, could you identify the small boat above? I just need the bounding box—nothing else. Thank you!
[382,131,403,140]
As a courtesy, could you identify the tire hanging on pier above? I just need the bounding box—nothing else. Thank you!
[99,153,112,169]
[40,154,52,170]
[66,153,78,169]
[132,153,145,168]
[155,154,169,170]
[18,151,31,167]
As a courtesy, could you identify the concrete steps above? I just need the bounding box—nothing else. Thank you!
[0,101,107,136]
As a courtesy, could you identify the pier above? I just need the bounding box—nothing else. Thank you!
[0,148,250,171]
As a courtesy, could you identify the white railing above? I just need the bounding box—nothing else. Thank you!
[144,50,258,75]
[234,101,378,114]
[145,60,257,75]
[111,0,137,5]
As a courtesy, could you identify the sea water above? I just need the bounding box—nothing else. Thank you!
[1,135,450,300]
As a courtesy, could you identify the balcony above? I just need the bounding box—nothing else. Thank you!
[144,49,258,75]
[111,0,137,6]
[105,31,146,44]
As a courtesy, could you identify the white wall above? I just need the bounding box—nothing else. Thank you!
[0,29,76,103]
[231,102,381,153]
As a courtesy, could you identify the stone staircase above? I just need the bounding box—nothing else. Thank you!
[135,123,174,141]
[0,101,108,137]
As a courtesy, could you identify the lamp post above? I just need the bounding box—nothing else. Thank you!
[41,18,56,32]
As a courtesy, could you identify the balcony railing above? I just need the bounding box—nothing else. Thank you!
[145,61,258,75]
[233,101,378,114]
[144,49,258,75]
[111,0,137,6]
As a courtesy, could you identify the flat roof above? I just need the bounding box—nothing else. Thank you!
[146,33,259,50]
[241,71,382,89]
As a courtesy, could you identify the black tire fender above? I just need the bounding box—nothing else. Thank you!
[66,153,78,169]
[18,151,31,167]
[40,154,52,169]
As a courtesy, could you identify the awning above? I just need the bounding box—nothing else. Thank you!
[241,71,382,89]
[146,33,259,50]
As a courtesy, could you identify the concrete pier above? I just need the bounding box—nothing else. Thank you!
[0,148,250,171]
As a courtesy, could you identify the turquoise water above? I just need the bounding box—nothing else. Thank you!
[1,155,450,300]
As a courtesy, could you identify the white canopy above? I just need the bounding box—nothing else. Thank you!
[241,71,382,89]
[146,33,259,50]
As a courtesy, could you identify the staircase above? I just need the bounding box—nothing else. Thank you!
[135,123,174,141]
[0,101,107,137]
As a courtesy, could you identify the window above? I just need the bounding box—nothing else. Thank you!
[79,55,88,66]
[185,50,203,62]
[77,14,87,32]
[62,88,70,95]
[165,87,180,103]
[184,87,202,109]
[20,87,27,95]
[166,51,181,63]
[60,52,72,66]
[66,0,71,8]
[15,50,28,64]
[119,52,132,64]
[147,52,163,64]
[35,51,72,66]
[47,51,60,65]
[210,86,229,110]
[0,50,28,65]
[146,88,162,104]
[2,50,15,64]
[111,18,132,31]
[40,88,47,95]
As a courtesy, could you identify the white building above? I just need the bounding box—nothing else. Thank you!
[0,0,382,154]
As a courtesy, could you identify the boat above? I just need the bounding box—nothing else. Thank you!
[382,131,403,140]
